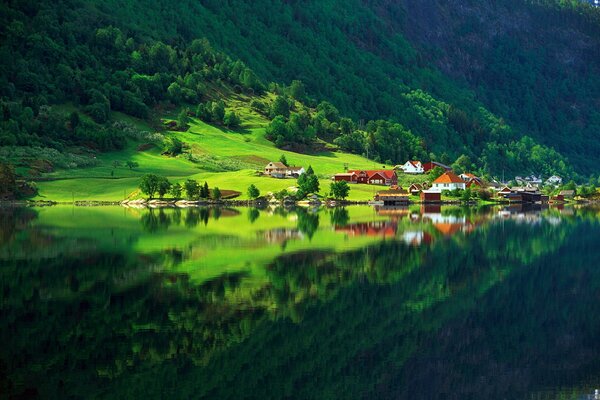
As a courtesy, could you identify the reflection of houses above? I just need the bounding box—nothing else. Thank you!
[431,172,466,192]
[398,160,424,174]
[375,205,410,217]
[402,230,433,246]
[335,221,397,238]
[333,169,397,186]
[261,228,303,243]
[264,162,305,178]
[423,161,452,173]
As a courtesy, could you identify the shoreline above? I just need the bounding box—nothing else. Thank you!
[0,198,593,208]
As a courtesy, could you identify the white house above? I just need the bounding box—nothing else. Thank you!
[398,160,424,174]
[545,175,562,186]
[431,171,466,192]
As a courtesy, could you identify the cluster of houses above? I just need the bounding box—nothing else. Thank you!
[264,159,569,205]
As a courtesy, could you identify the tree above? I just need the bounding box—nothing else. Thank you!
[279,154,288,166]
[178,108,190,129]
[452,154,472,175]
[297,173,320,199]
[330,180,350,200]
[247,184,260,199]
[269,96,290,119]
[0,162,17,199]
[223,110,241,128]
[201,181,210,198]
[167,82,183,103]
[211,101,225,123]
[164,136,183,155]
[184,179,199,199]
[461,188,472,202]
[428,166,445,182]
[126,160,139,170]
[288,80,306,101]
[139,174,160,198]
[196,103,212,121]
[212,187,221,200]
[157,177,171,198]
[112,160,121,169]
[170,182,182,198]
[306,165,314,175]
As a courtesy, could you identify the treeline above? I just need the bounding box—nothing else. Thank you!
[0,1,262,151]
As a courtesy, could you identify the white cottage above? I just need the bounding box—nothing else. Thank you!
[398,160,424,174]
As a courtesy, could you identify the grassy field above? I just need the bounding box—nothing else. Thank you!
[34,100,429,202]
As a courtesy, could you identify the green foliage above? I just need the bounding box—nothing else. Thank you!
[178,109,190,129]
[184,179,200,200]
[157,177,171,198]
[279,154,288,167]
[247,184,260,199]
[452,155,472,175]
[201,181,210,199]
[170,182,182,198]
[297,172,320,199]
[223,110,241,128]
[212,187,222,200]
[269,96,290,119]
[330,180,350,200]
[125,160,139,170]
[163,136,183,156]
[0,162,17,199]
[428,166,446,182]
[139,174,160,198]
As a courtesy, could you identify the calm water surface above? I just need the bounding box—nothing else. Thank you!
[1,204,599,399]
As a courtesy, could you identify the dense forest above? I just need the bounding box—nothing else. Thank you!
[1,0,599,181]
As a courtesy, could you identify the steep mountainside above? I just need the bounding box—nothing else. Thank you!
[75,0,600,174]
[1,0,599,179]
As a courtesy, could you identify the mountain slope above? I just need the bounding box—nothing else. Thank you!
[1,0,598,183]
[81,0,599,174]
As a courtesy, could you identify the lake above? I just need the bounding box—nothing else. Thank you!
[1,204,599,399]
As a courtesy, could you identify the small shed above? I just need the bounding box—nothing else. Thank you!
[420,190,441,203]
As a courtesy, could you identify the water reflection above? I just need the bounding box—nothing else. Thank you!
[0,205,599,399]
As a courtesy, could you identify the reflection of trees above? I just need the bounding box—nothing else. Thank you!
[141,209,171,232]
[296,208,319,239]
[329,207,349,227]
[0,207,38,248]
[247,208,260,224]
[1,208,599,399]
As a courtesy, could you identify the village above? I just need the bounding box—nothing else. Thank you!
[261,158,576,206]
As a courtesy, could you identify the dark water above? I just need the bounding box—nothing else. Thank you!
[1,205,599,399]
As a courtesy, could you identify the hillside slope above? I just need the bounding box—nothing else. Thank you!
[1,0,598,187]
[78,0,599,174]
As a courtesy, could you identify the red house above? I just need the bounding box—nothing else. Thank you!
[420,190,442,203]
[334,170,397,186]
[423,161,452,173]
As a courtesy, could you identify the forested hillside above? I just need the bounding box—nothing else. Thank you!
[1,0,599,181]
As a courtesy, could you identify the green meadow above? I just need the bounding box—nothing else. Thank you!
[34,100,424,202]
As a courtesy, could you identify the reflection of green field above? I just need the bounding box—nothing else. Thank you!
[33,206,391,286]
[33,111,420,201]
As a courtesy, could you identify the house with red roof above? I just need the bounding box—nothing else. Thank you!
[431,171,466,192]
[398,160,424,174]
[423,161,452,173]
[334,169,397,186]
